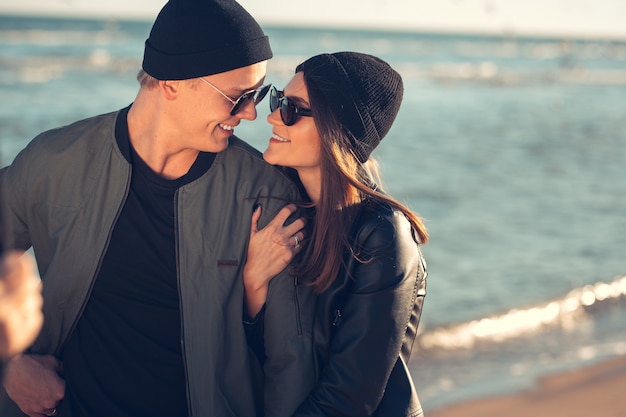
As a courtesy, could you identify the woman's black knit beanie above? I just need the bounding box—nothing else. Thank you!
[143,0,273,80]
[297,52,403,163]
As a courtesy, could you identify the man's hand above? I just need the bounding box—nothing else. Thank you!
[3,354,65,417]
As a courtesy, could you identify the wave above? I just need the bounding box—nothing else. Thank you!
[0,28,130,45]
[416,275,626,352]
[2,17,625,87]
[268,55,626,86]
[391,61,626,85]
[0,52,140,84]
[4,53,624,87]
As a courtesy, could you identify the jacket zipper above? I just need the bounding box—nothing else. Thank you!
[294,275,303,336]
[173,189,193,417]
[56,166,132,355]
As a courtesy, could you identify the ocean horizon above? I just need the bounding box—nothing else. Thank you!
[1,13,625,412]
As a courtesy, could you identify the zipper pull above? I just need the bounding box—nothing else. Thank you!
[332,309,342,326]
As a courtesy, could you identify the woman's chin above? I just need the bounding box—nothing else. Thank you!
[262,150,279,166]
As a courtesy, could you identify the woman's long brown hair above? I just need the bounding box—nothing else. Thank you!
[291,71,428,293]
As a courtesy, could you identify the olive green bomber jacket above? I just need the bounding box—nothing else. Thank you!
[0,110,315,417]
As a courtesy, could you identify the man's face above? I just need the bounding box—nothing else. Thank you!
[178,60,268,153]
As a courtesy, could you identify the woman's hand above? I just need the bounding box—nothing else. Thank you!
[244,204,305,317]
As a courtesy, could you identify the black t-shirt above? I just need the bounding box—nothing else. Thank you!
[60,107,215,417]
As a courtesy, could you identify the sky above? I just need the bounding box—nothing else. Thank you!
[1,0,626,39]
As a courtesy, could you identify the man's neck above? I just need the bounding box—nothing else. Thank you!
[126,97,199,180]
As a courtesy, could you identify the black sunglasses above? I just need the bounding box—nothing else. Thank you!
[200,78,271,116]
[269,86,313,126]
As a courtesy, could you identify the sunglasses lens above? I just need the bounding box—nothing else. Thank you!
[231,85,271,115]
[256,84,271,105]
[269,87,279,112]
[281,99,297,126]
[230,93,251,115]
[269,87,302,126]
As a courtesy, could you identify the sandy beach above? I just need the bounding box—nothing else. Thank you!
[427,354,626,417]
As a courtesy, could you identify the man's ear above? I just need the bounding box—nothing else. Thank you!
[159,79,181,100]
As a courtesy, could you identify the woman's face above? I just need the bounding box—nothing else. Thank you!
[263,72,322,179]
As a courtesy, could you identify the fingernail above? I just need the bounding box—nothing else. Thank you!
[252,203,261,212]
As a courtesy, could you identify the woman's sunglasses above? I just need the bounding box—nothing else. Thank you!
[269,86,312,126]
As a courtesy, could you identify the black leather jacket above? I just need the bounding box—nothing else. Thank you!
[248,201,427,417]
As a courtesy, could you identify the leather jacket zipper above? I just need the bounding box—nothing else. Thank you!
[332,309,342,327]
[294,275,303,336]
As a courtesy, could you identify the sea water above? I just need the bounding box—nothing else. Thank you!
[1,14,625,412]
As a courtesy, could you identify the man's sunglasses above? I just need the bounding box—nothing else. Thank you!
[269,86,312,126]
[200,77,271,116]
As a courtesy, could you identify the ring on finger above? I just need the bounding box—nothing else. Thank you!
[45,408,57,417]
[293,235,300,249]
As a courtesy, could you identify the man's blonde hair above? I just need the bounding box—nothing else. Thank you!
[136,69,159,89]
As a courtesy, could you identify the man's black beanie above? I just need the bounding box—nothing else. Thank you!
[143,0,273,80]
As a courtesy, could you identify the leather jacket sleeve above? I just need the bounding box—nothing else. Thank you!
[294,210,425,417]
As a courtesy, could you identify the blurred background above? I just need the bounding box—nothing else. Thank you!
[1,1,625,413]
